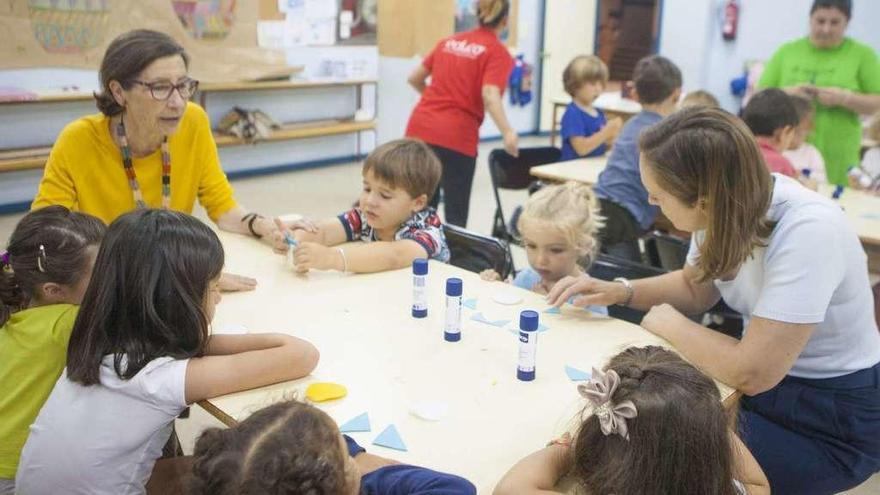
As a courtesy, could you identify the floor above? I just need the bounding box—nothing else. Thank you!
[1,135,878,493]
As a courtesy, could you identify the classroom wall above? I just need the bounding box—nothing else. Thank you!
[660,0,880,113]
[376,0,543,145]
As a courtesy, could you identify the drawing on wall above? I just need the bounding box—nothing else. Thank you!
[172,0,236,40]
[27,0,111,54]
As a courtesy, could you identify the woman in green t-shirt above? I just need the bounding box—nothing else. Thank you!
[759,0,880,185]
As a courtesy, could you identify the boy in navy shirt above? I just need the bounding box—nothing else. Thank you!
[560,55,622,161]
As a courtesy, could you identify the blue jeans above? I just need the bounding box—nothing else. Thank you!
[739,361,880,494]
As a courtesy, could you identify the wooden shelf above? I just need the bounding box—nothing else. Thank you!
[0,146,53,172]
[213,119,376,147]
[200,79,377,93]
[0,92,93,105]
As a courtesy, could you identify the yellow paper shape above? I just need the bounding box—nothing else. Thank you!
[305,382,348,402]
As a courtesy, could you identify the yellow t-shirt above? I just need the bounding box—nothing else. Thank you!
[0,304,78,478]
[31,102,238,224]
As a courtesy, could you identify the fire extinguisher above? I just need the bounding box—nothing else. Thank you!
[722,0,739,41]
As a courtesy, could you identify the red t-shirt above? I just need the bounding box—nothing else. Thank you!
[405,27,515,157]
[758,141,798,178]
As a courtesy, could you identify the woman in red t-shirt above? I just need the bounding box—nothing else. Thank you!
[405,0,519,227]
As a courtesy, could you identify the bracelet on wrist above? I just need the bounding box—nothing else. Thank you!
[613,277,634,307]
[240,213,265,239]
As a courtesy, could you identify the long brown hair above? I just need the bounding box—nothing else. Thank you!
[189,399,348,494]
[0,206,105,326]
[66,209,223,385]
[573,346,737,495]
[639,107,773,282]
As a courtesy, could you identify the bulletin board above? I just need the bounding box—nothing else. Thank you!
[0,0,297,83]
[377,0,518,58]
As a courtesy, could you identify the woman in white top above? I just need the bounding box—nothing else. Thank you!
[549,107,880,495]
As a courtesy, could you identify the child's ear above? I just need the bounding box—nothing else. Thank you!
[775,125,796,146]
[37,282,65,303]
[411,193,428,212]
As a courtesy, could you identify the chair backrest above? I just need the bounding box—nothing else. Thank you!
[587,253,666,324]
[644,231,690,271]
[488,147,562,191]
[444,224,513,280]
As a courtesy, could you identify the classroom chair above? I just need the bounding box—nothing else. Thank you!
[444,223,513,280]
[488,147,561,266]
[644,230,690,271]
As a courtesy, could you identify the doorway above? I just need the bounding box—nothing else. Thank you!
[595,0,662,82]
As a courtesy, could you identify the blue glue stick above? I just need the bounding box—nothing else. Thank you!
[284,232,298,266]
[412,259,428,318]
[832,185,844,200]
[517,310,539,381]
[444,278,462,342]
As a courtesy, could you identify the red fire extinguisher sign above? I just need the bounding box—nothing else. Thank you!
[723,0,739,41]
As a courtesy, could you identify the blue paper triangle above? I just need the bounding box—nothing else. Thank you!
[339,412,371,433]
[565,365,592,381]
[373,424,407,451]
[491,319,511,327]
[463,298,478,310]
[543,306,561,315]
[471,312,491,324]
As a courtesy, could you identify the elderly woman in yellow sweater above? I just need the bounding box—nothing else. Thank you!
[31,29,308,291]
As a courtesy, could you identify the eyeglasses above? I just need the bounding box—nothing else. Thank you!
[129,78,199,101]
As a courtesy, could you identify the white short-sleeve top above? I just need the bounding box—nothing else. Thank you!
[687,174,880,379]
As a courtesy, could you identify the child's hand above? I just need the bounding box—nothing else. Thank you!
[271,217,318,255]
[480,269,502,281]
[292,242,338,273]
[218,272,257,292]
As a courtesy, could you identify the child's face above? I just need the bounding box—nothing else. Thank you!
[520,220,584,285]
[359,169,428,234]
[203,276,222,323]
[790,115,814,150]
[573,79,605,106]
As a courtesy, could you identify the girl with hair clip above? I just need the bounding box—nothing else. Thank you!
[0,206,105,495]
[15,209,320,495]
[189,398,476,495]
[481,182,607,315]
[494,346,770,495]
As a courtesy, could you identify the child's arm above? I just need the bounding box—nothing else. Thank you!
[493,445,570,495]
[730,432,770,495]
[293,239,427,274]
[279,218,348,246]
[184,333,319,403]
[568,117,623,157]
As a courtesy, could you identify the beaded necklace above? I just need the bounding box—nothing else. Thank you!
[116,115,170,209]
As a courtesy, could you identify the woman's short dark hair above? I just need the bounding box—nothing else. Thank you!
[66,209,223,385]
[811,0,852,19]
[0,206,105,326]
[189,399,348,494]
[573,346,738,495]
[94,29,190,116]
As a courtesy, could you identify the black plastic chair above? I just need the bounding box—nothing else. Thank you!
[488,147,561,244]
[444,224,513,280]
[587,253,666,324]
[644,231,690,271]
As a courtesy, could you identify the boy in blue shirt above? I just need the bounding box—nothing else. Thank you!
[593,55,682,261]
[560,55,622,161]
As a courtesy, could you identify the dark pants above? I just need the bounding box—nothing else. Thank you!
[739,361,880,495]
[428,144,477,228]
[598,198,642,262]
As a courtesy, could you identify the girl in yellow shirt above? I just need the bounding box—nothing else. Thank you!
[0,206,105,494]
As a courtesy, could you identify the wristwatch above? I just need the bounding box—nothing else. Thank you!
[613,277,634,307]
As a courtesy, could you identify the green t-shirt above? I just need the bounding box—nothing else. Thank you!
[759,37,880,185]
[0,304,78,478]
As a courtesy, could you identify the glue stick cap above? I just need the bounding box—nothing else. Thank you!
[519,310,539,332]
[413,258,428,275]
[446,278,462,297]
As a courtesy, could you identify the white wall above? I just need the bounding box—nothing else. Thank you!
[660,0,880,113]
